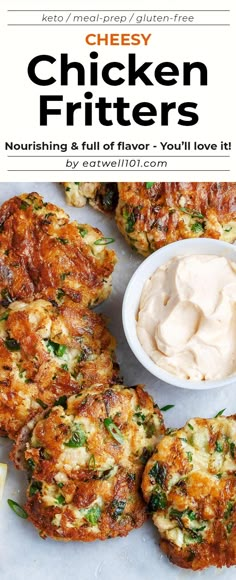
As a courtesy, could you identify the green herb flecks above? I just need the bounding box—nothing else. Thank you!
[27,458,35,471]
[46,340,67,357]
[149,462,166,487]
[148,490,167,513]
[214,409,226,418]
[144,420,155,438]
[88,454,96,469]
[20,200,29,211]
[29,481,42,497]
[55,495,66,505]
[5,338,20,352]
[77,226,88,238]
[36,399,48,410]
[7,499,28,519]
[224,501,234,519]
[104,418,124,445]
[215,441,223,453]
[166,428,176,436]
[133,411,155,439]
[57,288,65,301]
[53,395,67,409]
[65,424,87,448]
[123,208,136,234]
[94,237,115,245]
[170,508,196,522]
[102,190,116,211]
[227,522,233,533]
[230,441,235,459]
[0,311,9,321]
[191,222,204,234]
[185,530,203,544]
[60,272,71,281]
[133,411,146,425]
[139,447,152,464]
[61,363,69,371]
[84,505,101,526]
[56,237,69,245]
[180,207,204,220]
[110,499,126,520]
[160,404,175,412]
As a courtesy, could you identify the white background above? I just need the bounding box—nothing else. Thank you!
[0,0,235,181]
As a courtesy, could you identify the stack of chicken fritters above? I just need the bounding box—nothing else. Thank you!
[0,192,118,439]
[3,190,236,571]
[0,191,165,543]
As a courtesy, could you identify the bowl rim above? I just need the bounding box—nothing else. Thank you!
[122,238,236,390]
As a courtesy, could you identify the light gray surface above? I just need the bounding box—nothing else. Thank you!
[0,182,235,580]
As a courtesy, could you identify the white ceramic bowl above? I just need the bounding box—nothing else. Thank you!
[122,238,236,390]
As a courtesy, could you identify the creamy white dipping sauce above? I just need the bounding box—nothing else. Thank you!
[137,254,236,380]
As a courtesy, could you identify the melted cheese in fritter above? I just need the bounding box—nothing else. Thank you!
[0,299,118,439]
[64,183,100,207]
[142,416,236,570]
[19,385,164,541]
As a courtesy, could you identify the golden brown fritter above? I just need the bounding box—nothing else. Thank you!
[63,182,236,257]
[142,416,236,570]
[0,299,118,440]
[0,193,116,307]
[12,384,164,541]
[116,182,236,256]
[64,182,118,213]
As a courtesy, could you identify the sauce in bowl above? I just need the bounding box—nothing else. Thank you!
[137,254,236,381]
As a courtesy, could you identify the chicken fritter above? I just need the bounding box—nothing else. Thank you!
[0,193,116,307]
[116,182,236,256]
[64,182,118,213]
[142,416,236,570]
[0,299,118,440]
[12,384,164,541]
[63,182,236,257]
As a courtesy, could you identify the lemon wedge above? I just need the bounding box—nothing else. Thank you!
[0,463,7,502]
